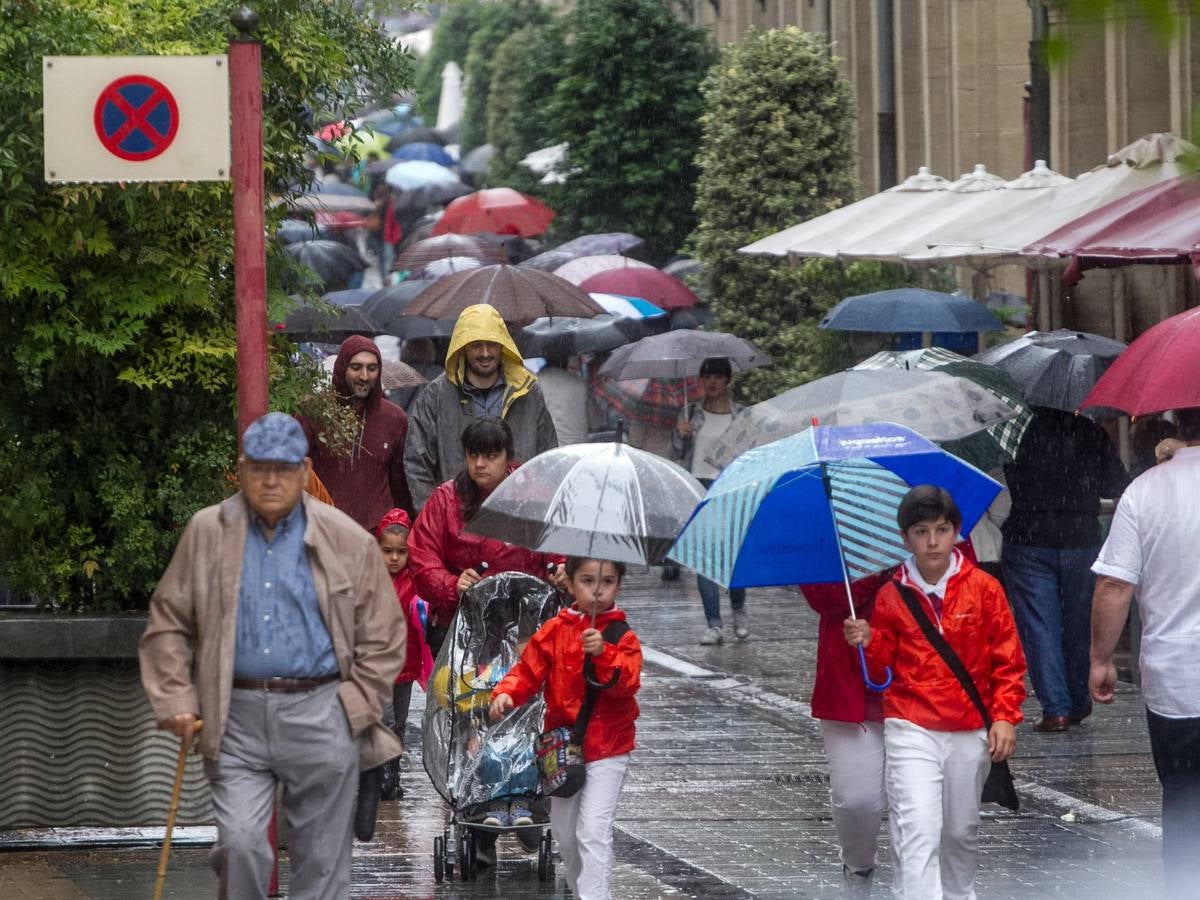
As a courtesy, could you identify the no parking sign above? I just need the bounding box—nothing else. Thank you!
[44,56,230,183]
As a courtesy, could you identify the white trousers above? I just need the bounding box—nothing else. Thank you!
[549,753,630,900]
[884,718,990,900]
[820,720,900,883]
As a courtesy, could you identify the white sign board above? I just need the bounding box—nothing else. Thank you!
[43,56,230,183]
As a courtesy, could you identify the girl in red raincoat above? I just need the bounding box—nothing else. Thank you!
[489,557,642,900]
[375,508,433,800]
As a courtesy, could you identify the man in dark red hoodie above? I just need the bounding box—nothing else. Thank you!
[299,336,412,530]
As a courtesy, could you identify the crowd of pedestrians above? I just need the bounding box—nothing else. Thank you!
[136,302,1200,900]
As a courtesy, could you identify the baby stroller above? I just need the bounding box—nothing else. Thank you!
[423,571,562,883]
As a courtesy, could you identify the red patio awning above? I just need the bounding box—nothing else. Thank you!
[1021,175,1200,284]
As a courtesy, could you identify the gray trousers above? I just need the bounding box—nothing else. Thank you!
[204,682,359,900]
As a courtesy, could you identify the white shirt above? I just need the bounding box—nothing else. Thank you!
[691,411,732,480]
[536,367,589,446]
[1092,446,1200,717]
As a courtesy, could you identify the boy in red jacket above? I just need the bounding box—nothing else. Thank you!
[490,557,642,900]
[845,486,1026,900]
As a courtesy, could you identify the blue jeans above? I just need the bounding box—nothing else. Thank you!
[1000,541,1097,718]
[698,574,745,628]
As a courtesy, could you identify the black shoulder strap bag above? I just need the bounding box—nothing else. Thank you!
[893,583,1020,812]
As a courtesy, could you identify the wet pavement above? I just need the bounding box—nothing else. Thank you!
[0,571,1168,898]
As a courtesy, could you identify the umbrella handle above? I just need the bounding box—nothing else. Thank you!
[858,646,892,692]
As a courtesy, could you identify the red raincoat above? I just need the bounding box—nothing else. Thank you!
[375,508,425,684]
[864,555,1026,730]
[493,606,642,762]
[407,471,562,625]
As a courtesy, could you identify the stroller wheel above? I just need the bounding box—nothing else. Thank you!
[465,830,478,878]
[537,831,553,882]
[433,836,445,883]
[457,832,470,880]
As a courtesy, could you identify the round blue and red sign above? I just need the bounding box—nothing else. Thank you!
[93,75,179,161]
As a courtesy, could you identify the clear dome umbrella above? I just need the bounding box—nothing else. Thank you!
[466,433,705,580]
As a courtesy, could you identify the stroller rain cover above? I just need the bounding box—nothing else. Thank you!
[422,571,562,807]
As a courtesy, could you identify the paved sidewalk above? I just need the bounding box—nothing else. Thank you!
[0,572,1168,898]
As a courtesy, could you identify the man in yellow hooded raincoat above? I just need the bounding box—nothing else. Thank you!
[404,304,558,511]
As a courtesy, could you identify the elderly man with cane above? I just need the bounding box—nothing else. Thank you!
[140,412,405,899]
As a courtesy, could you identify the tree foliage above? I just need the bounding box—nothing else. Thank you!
[412,0,483,121]
[0,0,412,610]
[544,0,714,263]
[691,27,913,402]
[459,0,549,153]
[485,19,566,193]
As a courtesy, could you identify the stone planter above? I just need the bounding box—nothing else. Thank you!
[0,613,211,828]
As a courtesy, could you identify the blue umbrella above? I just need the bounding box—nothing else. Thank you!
[391,142,456,167]
[820,288,1005,334]
[669,422,1001,688]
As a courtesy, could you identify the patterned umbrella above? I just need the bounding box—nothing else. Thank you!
[853,347,1032,470]
[705,368,1021,470]
[591,374,704,429]
[402,264,606,326]
[669,422,1001,588]
[554,255,655,286]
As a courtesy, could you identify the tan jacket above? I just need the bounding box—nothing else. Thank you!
[139,492,405,769]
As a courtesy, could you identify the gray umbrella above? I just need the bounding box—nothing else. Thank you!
[466,440,705,567]
[460,143,496,176]
[279,297,380,343]
[520,249,576,271]
[973,329,1127,413]
[597,330,771,380]
[554,233,644,257]
[705,368,1022,470]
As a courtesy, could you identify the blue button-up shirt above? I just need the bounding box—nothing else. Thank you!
[233,500,338,679]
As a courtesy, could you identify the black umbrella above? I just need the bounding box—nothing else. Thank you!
[517,314,653,359]
[973,329,1127,412]
[279,297,381,343]
[598,330,771,380]
[362,281,454,338]
[276,219,336,244]
[285,240,367,292]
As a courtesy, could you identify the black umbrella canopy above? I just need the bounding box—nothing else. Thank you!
[276,218,336,244]
[279,297,381,343]
[973,329,1127,412]
[599,330,771,380]
[517,314,651,359]
[362,281,454,338]
[285,240,366,292]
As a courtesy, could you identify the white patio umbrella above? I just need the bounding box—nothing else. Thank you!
[900,160,1072,265]
[435,61,463,131]
[836,164,1007,263]
[739,166,949,259]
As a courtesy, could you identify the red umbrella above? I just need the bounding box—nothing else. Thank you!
[1081,307,1200,415]
[590,374,704,429]
[431,188,556,238]
[1022,176,1200,284]
[578,268,699,311]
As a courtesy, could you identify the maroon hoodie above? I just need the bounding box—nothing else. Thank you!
[299,336,412,530]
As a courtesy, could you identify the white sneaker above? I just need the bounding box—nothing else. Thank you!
[699,626,723,645]
[732,609,749,640]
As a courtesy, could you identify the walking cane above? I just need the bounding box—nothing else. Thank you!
[153,719,203,900]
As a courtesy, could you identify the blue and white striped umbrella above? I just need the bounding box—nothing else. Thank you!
[669,422,1001,589]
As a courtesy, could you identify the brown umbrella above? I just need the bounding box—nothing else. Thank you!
[392,234,505,273]
[403,264,607,326]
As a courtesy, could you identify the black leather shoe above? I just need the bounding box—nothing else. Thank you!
[1069,703,1093,725]
[1033,715,1070,733]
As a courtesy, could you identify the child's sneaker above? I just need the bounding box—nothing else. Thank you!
[732,609,749,640]
[482,801,510,827]
[509,801,534,827]
[699,625,723,645]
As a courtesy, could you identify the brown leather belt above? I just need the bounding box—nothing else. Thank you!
[231,674,339,693]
